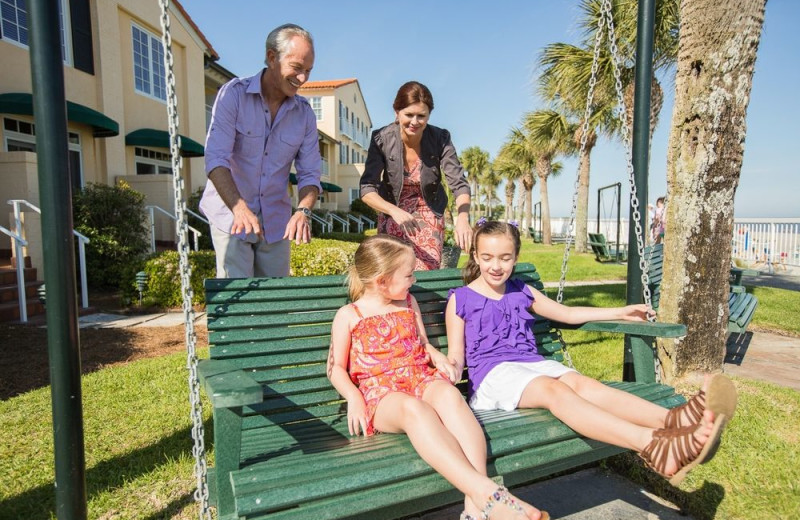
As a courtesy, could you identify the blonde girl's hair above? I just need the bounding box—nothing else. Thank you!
[462,221,522,284]
[347,235,414,301]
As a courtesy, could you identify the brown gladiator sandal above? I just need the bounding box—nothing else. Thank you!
[665,374,738,429]
[664,389,705,428]
[640,418,727,486]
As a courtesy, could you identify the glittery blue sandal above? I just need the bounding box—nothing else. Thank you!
[460,486,550,520]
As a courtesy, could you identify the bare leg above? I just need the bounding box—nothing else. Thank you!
[519,376,717,478]
[373,391,544,519]
[557,372,668,429]
[422,380,487,516]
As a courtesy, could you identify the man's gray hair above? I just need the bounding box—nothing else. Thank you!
[265,24,314,64]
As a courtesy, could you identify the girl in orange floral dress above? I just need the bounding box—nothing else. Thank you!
[327,235,547,520]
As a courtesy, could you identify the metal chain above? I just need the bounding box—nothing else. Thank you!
[553,0,607,369]
[600,0,662,381]
[157,1,211,517]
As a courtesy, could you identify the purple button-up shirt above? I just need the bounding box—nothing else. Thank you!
[200,69,322,243]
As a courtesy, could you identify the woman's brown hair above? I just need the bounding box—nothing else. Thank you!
[393,81,435,112]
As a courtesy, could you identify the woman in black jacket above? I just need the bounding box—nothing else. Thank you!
[360,81,472,270]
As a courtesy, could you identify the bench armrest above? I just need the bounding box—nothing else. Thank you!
[198,359,263,408]
[559,320,687,338]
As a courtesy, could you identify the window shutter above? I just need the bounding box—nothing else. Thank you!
[70,0,94,75]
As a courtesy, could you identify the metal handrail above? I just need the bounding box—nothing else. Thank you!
[0,224,29,322]
[8,199,90,319]
[358,214,376,229]
[346,214,363,233]
[145,205,203,252]
[326,212,350,233]
[310,212,331,233]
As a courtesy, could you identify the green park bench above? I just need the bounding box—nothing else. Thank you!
[645,244,759,337]
[588,232,628,263]
[200,263,687,520]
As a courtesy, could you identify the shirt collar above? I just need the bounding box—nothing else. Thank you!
[246,68,298,110]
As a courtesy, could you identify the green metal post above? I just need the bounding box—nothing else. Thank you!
[27,0,87,517]
[623,0,656,382]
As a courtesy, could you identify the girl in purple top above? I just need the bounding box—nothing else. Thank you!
[445,220,738,485]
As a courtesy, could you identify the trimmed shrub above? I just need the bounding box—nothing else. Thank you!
[72,181,149,289]
[139,239,358,307]
[318,232,368,243]
[140,250,217,307]
[290,239,358,277]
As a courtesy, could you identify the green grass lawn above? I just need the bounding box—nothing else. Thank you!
[2,252,798,519]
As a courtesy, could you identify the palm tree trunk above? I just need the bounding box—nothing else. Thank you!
[575,145,593,253]
[536,157,552,245]
[657,0,766,383]
[504,181,515,221]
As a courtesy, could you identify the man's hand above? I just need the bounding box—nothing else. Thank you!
[231,200,261,237]
[284,210,312,244]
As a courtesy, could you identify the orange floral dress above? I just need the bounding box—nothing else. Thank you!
[378,158,445,270]
[348,295,448,435]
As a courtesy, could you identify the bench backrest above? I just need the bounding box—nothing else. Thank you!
[204,263,563,430]
[644,243,665,309]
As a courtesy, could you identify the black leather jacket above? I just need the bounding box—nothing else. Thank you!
[359,122,470,217]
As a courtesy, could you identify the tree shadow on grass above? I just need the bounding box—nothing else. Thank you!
[0,418,213,520]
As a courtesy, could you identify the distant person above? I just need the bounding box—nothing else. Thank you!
[359,81,472,270]
[652,196,666,245]
[446,220,738,485]
[327,235,548,520]
[200,23,322,278]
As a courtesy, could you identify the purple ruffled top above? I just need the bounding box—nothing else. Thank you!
[449,278,544,397]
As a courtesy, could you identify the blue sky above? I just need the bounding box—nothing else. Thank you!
[188,1,798,218]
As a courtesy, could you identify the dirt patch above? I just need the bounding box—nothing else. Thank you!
[0,318,207,401]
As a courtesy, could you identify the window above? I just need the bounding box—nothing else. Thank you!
[132,23,166,101]
[349,188,359,204]
[310,97,322,120]
[4,117,83,189]
[2,0,72,65]
[134,146,171,175]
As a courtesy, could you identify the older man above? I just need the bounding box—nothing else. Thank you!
[201,23,321,278]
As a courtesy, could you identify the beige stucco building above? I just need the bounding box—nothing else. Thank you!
[298,79,372,212]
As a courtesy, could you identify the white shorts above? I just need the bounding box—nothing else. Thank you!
[469,360,577,411]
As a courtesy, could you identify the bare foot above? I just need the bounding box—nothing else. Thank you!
[468,486,548,520]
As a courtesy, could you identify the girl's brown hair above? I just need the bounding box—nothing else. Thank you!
[393,81,435,112]
[462,221,522,284]
[346,235,414,301]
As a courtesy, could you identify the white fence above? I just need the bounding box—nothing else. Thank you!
[732,218,800,272]
[543,217,800,270]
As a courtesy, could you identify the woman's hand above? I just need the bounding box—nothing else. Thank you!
[430,349,460,384]
[454,212,473,251]
[390,207,420,236]
[346,394,370,436]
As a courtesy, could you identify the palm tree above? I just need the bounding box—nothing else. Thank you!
[504,128,538,235]
[522,110,574,245]
[538,42,617,252]
[459,146,490,222]
[494,142,529,222]
[479,165,501,218]
[536,0,679,251]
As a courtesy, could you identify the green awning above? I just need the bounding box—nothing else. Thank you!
[289,173,343,193]
[0,92,119,137]
[125,128,204,157]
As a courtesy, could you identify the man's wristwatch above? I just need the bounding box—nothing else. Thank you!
[296,207,312,218]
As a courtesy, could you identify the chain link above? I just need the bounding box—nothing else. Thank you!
[157,1,211,517]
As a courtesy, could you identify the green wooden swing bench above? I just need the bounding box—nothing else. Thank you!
[645,244,759,337]
[588,232,628,263]
[200,263,687,520]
